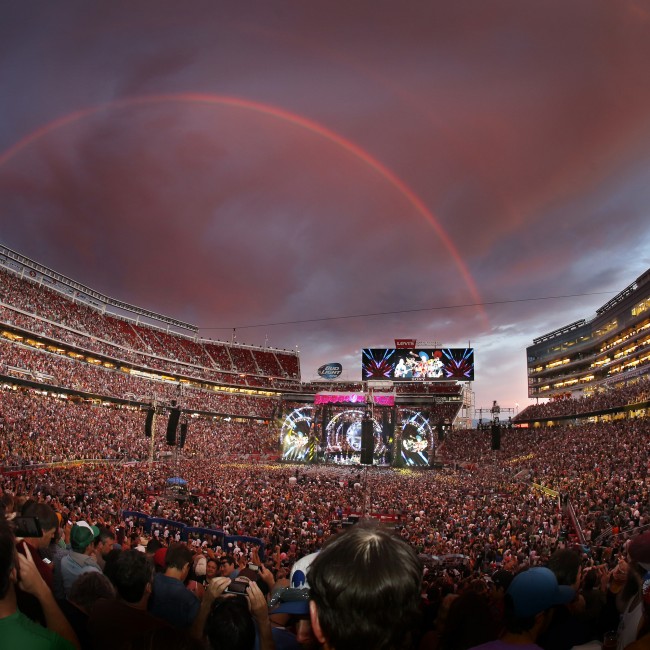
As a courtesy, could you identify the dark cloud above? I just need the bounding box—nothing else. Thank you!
[1,0,649,408]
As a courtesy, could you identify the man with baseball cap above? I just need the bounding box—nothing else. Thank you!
[60,522,102,598]
[469,567,575,649]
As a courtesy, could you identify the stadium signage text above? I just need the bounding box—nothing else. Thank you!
[317,363,343,380]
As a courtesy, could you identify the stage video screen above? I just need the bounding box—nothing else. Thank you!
[279,407,435,467]
[279,407,391,466]
[400,410,433,467]
[362,348,474,381]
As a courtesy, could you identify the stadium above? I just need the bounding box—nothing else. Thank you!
[1,242,650,645]
[3,1,650,646]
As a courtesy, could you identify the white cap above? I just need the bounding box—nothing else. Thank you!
[289,551,319,589]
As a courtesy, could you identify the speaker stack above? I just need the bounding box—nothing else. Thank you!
[491,424,501,450]
[166,408,181,445]
[360,417,374,465]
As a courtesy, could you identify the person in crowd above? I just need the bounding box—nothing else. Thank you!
[198,576,275,650]
[435,590,499,650]
[93,527,116,571]
[220,554,240,579]
[88,548,197,649]
[16,501,58,584]
[60,522,102,599]
[308,522,422,650]
[148,543,201,629]
[538,548,592,650]
[59,571,116,650]
[578,564,608,641]
[489,569,514,626]
[468,567,574,650]
[192,554,208,586]
[0,515,79,649]
[146,536,164,557]
[15,500,59,624]
[206,557,219,583]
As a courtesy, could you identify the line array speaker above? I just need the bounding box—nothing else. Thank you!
[491,424,501,451]
[144,409,154,438]
[179,422,188,449]
[166,408,181,445]
[360,418,374,465]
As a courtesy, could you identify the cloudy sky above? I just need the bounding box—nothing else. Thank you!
[1,1,650,411]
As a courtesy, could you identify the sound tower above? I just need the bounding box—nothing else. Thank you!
[437,422,445,441]
[360,417,374,465]
[491,424,501,451]
[179,421,188,449]
[321,406,330,444]
[144,409,155,438]
[166,408,181,445]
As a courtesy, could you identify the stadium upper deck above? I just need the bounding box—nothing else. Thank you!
[0,245,301,390]
[526,268,650,400]
[0,245,464,420]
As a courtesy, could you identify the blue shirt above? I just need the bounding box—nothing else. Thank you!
[60,550,102,597]
[148,573,200,629]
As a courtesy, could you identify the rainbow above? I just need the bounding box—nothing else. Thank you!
[0,92,486,322]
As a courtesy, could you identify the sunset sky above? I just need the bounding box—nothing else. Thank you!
[1,1,650,412]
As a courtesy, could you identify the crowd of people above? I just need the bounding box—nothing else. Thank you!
[0,300,300,390]
[0,339,277,419]
[3,266,650,647]
[0,388,282,468]
[0,267,301,387]
[516,378,650,421]
[0,379,648,650]
[2,402,650,648]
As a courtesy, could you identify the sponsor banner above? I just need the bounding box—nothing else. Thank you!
[395,339,417,349]
[531,482,559,497]
[317,362,342,380]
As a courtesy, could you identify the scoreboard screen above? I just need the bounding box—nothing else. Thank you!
[362,348,474,382]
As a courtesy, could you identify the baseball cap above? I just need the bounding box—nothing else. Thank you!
[70,521,99,550]
[507,567,575,617]
[289,551,319,589]
[269,587,310,616]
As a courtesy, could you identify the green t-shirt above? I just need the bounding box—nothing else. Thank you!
[0,610,76,650]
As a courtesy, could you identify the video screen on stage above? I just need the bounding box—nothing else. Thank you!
[279,406,436,467]
[279,406,393,466]
[362,348,474,381]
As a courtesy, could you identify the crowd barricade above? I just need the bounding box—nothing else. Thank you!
[185,526,224,547]
[120,510,264,557]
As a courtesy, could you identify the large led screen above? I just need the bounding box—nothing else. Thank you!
[362,348,474,381]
